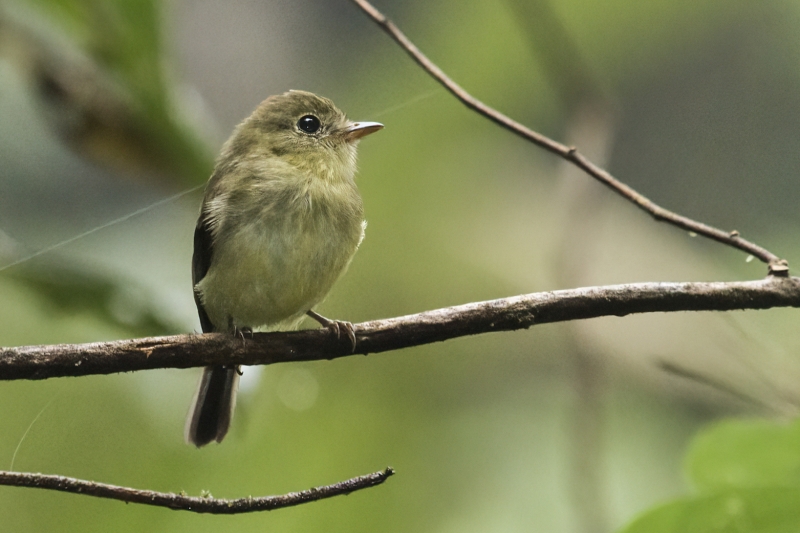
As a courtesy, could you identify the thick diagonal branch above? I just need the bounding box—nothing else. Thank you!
[2,278,799,381]
[0,468,394,514]
[348,0,788,275]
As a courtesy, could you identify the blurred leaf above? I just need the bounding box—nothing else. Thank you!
[3,0,213,183]
[687,418,800,492]
[4,262,181,338]
[620,488,800,533]
[618,419,800,532]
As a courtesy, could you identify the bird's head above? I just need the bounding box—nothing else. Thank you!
[226,90,382,181]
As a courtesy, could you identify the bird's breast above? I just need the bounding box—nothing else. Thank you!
[197,180,364,331]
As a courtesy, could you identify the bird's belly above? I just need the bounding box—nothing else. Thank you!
[197,215,362,331]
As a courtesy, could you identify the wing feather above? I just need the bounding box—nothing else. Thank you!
[192,211,215,333]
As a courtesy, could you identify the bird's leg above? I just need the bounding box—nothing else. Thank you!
[230,320,253,345]
[230,323,250,375]
[238,326,254,339]
[307,310,357,351]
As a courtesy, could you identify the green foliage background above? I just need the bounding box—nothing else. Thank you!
[0,1,799,532]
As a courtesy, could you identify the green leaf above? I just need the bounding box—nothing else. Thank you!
[620,488,800,533]
[618,420,800,532]
[687,419,800,492]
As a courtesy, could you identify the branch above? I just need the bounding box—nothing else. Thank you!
[0,468,394,514]
[2,278,799,380]
[349,0,789,275]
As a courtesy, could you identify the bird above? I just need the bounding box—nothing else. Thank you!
[185,90,383,447]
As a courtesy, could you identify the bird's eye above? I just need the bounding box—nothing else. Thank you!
[297,115,321,134]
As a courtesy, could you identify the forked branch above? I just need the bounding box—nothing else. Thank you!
[349,0,788,275]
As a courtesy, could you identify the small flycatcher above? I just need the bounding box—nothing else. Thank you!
[186,90,382,447]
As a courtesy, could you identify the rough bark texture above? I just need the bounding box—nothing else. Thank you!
[3,278,799,381]
[0,468,394,514]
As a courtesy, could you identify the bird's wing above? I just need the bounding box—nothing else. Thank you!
[192,210,215,333]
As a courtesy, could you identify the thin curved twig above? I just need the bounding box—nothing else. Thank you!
[2,277,799,381]
[0,468,394,514]
[349,0,788,276]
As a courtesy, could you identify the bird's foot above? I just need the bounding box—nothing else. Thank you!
[233,326,253,344]
[306,310,357,352]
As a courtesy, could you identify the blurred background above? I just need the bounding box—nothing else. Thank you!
[0,0,799,532]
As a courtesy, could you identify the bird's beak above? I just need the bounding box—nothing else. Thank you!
[344,121,384,142]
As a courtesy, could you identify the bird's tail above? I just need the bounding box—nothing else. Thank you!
[185,365,240,447]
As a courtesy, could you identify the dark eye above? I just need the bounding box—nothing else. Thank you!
[297,115,321,134]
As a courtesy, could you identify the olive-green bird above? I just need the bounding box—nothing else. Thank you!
[186,90,382,447]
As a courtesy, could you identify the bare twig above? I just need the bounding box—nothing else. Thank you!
[2,277,799,381]
[0,468,394,514]
[349,0,788,275]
